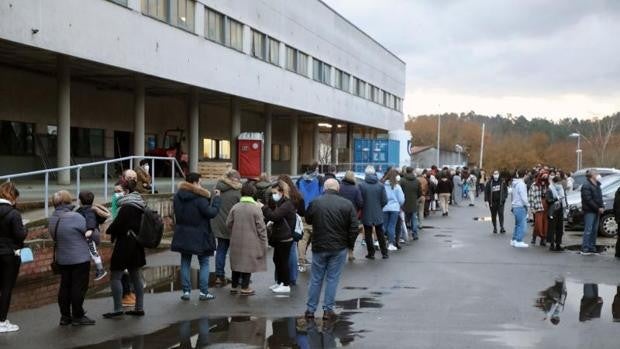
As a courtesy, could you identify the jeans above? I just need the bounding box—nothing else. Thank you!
[215,238,230,277]
[289,242,298,284]
[406,212,419,238]
[58,262,90,319]
[382,211,399,245]
[306,249,347,313]
[111,269,143,312]
[582,212,599,252]
[512,206,527,242]
[0,255,20,321]
[181,253,210,294]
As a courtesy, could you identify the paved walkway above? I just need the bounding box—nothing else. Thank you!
[2,198,619,348]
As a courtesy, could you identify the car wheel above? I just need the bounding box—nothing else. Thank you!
[599,213,618,238]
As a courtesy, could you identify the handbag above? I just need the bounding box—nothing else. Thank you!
[18,247,34,263]
[50,216,62,275]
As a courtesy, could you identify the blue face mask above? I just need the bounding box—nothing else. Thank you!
[272,193,282,202]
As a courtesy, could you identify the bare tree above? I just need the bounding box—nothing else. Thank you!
[580,117,617,166]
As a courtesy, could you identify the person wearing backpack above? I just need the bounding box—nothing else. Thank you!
[172,173,221,301]
[103,180,147,319]
[0,182,26,333]
[278,175,305,280]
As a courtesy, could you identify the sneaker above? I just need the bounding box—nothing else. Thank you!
[72,316,96,326]
[199,292,215,301]
[125,310,145,316]
[361,240,366,247]
[298,265,307,273]
[269,283,281,290]
[365,254,375,260]
[540,241,546,247]
[514,241,529,248]
[272,284,291,294]
[382,254,389,259]
[373,241,379,247]
[230,287,239,294]
[580,251,593,256]
[180,292,190,301]
[122,293,136,307]
[500,228,506,234]
[387,244,398,251]
[493,229,497,234]
[240,288,256,296]
[0,320,19,333]
[510,240,516,247]
[94,269,108,281]
[399,239,406,244]
[555,246,565,252]
[59,316,72,326]
[413,236,419,241]
[214,276,226,286]
[304,311,315,319]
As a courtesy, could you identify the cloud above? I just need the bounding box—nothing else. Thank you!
[323,0,620,118]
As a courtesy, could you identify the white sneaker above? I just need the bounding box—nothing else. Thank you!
[269,283,281,290]
[272,284,291,294]
[373,241,379,247]
[510,240,516,247]
[514,241,529,248]
[387,244,398,251]
[0,320,19,333]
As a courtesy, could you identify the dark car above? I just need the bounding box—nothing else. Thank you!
[566,175,620,237]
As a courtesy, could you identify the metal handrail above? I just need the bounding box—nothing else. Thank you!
[0,156,185,217]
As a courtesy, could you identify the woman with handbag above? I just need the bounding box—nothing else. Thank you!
[546,176,566,252]
[0,182,26,333]
[262,180,296,294]
[48,190,95,327]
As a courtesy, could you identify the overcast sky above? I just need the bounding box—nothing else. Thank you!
[323,0,620,120]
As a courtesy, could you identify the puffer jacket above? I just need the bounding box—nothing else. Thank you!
[172,182,221,256]
[305,190,359,252]
[359,174,388,226]
[48,205,89,266]
[0,200,26,256]
[211,177,241,239]
[262,197,296,243]
[581,179,604,214]
[399,174,420,213]
[339,179,363,210]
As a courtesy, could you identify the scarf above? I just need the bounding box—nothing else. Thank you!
[118,191,146,210]
[240,196,257,204]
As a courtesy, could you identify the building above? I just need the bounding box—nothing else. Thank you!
[0,0,406,182]
[412,146,468,169]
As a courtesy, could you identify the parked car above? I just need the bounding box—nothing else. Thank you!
[569,168,620,191]
[565,174,620,237]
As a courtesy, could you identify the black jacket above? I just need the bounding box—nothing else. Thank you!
[106,204,146,271]
[305,190,359,252]
[484,179,508,206]
[339,179,363,211]
[436,177,453,194]
[0,203,26,256]
[399,174,420,213]
[581,180,604,214]
[359,174,388,226]
[262,197,296,243]
[614,187,620,222]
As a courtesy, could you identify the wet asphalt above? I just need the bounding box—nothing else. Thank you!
[2,197,620,348]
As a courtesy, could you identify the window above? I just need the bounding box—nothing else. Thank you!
[146,134,158,152]
[351,77,359,95]
[322,63,331,85]
[272,144,280,161]
[370,85,381,103]
[205,8,224,43]
[341,72,350,92]
[281,145,291,161]
[252,30,266,60]
[268,37,280,65]
[71,127,104,157]
[334,69,342,89]
[383,91,389,106]
[298,51,308,76]
[227,18,243,51]
[0,121,34,155]
[312,58,332,85]
[172,0,195,30]
[312,59,321,81]
[286,46,296,72]
[219,140,231,160]
[356,79,366,98]
[142,0,168,22]
[203,139,231,160]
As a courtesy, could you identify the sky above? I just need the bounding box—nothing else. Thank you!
[323,0,620,120]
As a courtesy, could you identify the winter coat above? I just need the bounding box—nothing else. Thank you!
[172,182,221,256]
[211,177,242,240]
[614,187,620,222]
[262,197,296,244]
[75,204,108,245]
[383,180,405,212]
[528,184,546,213]
[359,174,388,226]
[106,193,146,271]
[0,201,26,256]
[436,177,453,194]
[452,175,463,203]
[581,179,604,214]
[339,179,363,211]
[255,180,272,204]
[135,166,152,194]
[485,179,508,207]
[399,174,420,213]
[305,190,359,253]
[226,197,268,273]
[296,172,324,209]
[418,176,429,196]
[48,205,90,266]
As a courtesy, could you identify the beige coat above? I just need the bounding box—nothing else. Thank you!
[135,167,152,194]
[226,198,268,273]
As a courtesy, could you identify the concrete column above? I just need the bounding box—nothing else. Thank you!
[188,87,200,172]
[290,114,299,175]
[347,124,353,164]
[194,2,205,36]
[264,105,273,175]
[133,76,145,158]
[331,123,337,165]
[230,97,241,167]
[313,123,320,162]
[57,55,71,185]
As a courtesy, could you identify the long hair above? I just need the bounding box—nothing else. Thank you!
[277,175,302,204]
[0,182,19,203]
[273,180,291,199]
[385,169,399,189]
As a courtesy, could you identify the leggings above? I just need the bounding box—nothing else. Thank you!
[0,255,20,322]
[273,241,292,286]
[111,269,143,312]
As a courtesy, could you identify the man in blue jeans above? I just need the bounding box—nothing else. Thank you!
[580,170,604,255]
[304,179,359,321]
[511,169,530,248]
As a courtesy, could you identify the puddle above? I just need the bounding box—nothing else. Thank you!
[420,225,435,229]
[335,297,383,310]
[343,286,368,290]
[534,278,620,325]
[75,315,365,348]
[473,216,492,221]
[563,245,612,253]
[434,234,451,238]
[390,285,418,290]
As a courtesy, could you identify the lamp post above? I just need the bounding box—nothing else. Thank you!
[455,144,463,166]
[569,132,581,171]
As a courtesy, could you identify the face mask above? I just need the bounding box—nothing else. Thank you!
[493,174,499,180]
[143,165,150,172]
[114,192,124,198]
[595,174,602,181]
[272,193,282,202]
[396,176,401,182]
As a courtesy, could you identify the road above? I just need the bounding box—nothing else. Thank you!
[2,198,619,348]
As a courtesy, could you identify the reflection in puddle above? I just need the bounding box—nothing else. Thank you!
[563,244,612,253]
[434,234,451,238]
[342,286,368,290]
[390,285,418,290]
[534,278,620,325]
[335,297,383,310]
[75,315,365,348]
[473,216,492,221]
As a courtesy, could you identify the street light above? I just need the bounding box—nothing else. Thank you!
[569,132,582,171]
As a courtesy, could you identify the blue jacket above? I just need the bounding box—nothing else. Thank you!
[172,182,221,256]
[359,174,388,226]
[383,180,405,212]
[339,179,363,210]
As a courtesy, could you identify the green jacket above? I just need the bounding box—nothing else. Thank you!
[399,173,421,213]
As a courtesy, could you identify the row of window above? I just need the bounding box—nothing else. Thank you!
[131,0,404,112]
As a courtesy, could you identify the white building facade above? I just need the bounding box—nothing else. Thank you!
[0,0,406,180]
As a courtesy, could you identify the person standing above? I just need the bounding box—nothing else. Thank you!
[511,169,530,248]
[0,182,26,333]
[382,169,405,251]
[436,174,453,217]
[614,185,620,259]
[466,172,477,206]
[400,167,420,240]
[135,160,153,194]
[49,190,95,326]
[172,173,221,301]
[304,179,359,321]
[484,170,508,234]
[211,169,242,286]
[339,171,363,259]
[546,176,566,252]
[227,182,267,296]
[417,169,428,229]
[452,170,463,206]
[359,166,388,259]
[580,170,604,255]
[277,175,305,283]
[529,172,549,246]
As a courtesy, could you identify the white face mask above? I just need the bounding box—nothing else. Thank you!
[595,174,602,181]
[493,174,499,180]
[396,175,401,182]
[143,165,150,172]
[272,193,282,202]
[114,192,124,198]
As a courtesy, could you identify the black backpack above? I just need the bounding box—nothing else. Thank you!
[130,206,164,248]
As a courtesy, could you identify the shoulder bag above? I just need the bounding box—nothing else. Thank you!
[50,216,62,275]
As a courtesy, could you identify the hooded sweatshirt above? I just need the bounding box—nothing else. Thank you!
[511,178,529,209]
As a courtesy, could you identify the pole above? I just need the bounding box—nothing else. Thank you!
[576,135,581,171]
[436,114,441,166]
[479,123,485,168]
